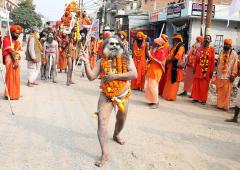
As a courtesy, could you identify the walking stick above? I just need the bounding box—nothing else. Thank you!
[0,66,15,115]
[0,8,14,115]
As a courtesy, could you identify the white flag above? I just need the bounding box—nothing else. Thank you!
[229,0,240,16]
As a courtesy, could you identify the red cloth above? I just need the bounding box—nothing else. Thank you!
[194,46,215,81]
[192,46,215,102]
[150,47,168,72]
[192,78,210,102]
[2,36,21,64]
[2,35,21,100]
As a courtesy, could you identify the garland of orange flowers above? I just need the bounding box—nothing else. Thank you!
[200,47,210,73]
[100,55,128,98]
[221,52,230,72]
[12,40,21,61]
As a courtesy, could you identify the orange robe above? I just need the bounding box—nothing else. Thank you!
[184,45,197,93]
[192,46,215,102]
[131,40,147,90]
[162,44,185,101]
[58,39,68,70]
[2,35,21,100]
[79,17,91,25]
[145,47,168,103]
[89,40,98,70]
[216,50,238,110]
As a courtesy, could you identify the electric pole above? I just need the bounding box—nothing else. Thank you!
[200,0,205,36]
[205,0,213,36]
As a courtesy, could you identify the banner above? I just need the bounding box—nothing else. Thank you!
[87,19,99,39]
[191,3,215,17]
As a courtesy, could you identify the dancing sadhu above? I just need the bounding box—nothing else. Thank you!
[162,34,185,101]
[131,31,149,91]
[2,25,22,100]
[192,35,215,105]
[179,36,203,97]
[145,34,168,109]
[80,36,137,167]
[216,38,238,110]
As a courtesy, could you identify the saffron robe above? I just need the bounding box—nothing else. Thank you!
[162,44,185,101]
[145,47,168,103]
[2,35,21,100]
[192,46,215,102]
[216,50,238,110]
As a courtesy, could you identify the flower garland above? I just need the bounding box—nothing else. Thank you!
[100,55,130,112]
[100,56,128,98]
[221,52,230,72]
[12,40,21,61]
[200,47,210,73]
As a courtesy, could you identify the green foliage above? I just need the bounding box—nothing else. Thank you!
[10,0,42,29]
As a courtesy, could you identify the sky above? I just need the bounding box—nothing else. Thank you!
[34,0,102,21]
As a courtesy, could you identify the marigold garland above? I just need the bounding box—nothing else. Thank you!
[100,55,128,99]
[221,52,230,72]
[200,47,210,73]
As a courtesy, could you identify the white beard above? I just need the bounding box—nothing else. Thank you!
[103,47,123,59]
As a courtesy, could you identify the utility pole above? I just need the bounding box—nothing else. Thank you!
[205,0,213,36]
[200,0,205,36]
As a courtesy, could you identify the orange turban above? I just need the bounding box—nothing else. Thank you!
[119,31,127,38]
[172,34,183,42]
[161,34,168,43]
[10,25,23,34]
[224,38,232,46]
[136,31,146,39]
[196,36,204,43]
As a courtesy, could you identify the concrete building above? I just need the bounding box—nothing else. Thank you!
[149,0,240,53]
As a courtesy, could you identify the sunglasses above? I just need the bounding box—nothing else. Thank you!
[110,42,120,46]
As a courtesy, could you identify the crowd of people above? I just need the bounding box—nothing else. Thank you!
[1,19,240,167]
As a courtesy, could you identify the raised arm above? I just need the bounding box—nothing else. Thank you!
[80,50,100,81]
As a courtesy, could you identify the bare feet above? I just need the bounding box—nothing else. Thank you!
[95,155,109,167]
[32,82,39,85]
[113,135,125,145]
[70,81,75,84]
[27,82,34,87]
[150,103,159,109]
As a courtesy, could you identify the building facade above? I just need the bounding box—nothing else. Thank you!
[149,0,240,53]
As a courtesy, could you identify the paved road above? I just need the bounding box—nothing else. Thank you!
[0,60,239,170]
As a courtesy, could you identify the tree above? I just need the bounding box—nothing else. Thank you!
[10,0,42,29]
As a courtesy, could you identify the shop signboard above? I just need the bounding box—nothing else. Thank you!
[167,2,187,19]
[167,5,181,18]
[150,10,159,22]
[191,3,215,17]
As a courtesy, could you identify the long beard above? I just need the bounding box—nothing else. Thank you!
[103,47,123,59]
